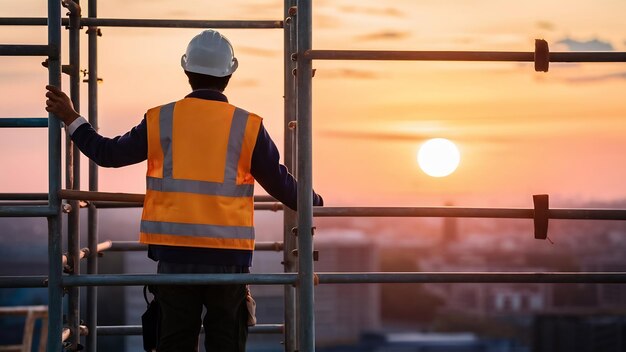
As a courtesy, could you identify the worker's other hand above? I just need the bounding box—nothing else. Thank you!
[45,85,80,125]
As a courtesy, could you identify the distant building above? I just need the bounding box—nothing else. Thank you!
[419,230,554,317]
[251,229,380,347]
[533,314,626,352]
[315,230,381,345]
[319,332,526,352]
[581,255,626,309]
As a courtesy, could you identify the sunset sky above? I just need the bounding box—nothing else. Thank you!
[2,0,626,209]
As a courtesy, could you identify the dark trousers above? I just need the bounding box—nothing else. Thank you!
[155,262,249,352]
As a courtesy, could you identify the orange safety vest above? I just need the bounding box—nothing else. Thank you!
[139,98,262,250]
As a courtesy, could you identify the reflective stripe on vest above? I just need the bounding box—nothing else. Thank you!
[140,99,261,250]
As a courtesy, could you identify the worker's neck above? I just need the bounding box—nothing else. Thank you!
[192,87,224,93]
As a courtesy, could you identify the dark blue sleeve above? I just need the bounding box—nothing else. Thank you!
[250,123,323,211]
[71,117,148,168]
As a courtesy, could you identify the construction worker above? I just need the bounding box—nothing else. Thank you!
[45,29,323,352]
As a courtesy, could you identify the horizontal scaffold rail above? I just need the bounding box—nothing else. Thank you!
[0,206,56,217]
[0,118,48,128]
[4,272,626,289]
[61,240,283,273]
[304,50,626,63]
[97,324,284,336]
[62,274,298,286]
[0,17,283,29]
[0,276,48,288]
[0,193,48,207]
[0,44,51,56]
[101,240,284,252]
[317,272,626,284]
[0,201,48,206]
[314,207,626,220]
[86,201,283,211]
[0,193,48,200]
[56,190,626,220]
[59,189,276,203]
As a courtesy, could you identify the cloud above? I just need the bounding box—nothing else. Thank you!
[317,69,379,79]
[536,21,555,31]
[356,30,410,41]
[321,130,430,142]
[339,6,405,18]
[237,46,278,57]
[556,38,614,51]
[563,71,626,83]
[320,129,515,144]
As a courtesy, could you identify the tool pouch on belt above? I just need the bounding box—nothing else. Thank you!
[141,285,159,352]
[246,285,257,326]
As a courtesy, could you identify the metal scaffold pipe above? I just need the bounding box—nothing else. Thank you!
[0,276,49,288]
[0,17,282,29]
[101,240,283,252]
[46,1,63,351]
[59,189,278,203]
[87,201,284,211]
[0,193,48,200]
[64,1,82,348]
[316,272,626,284]
[81,18,283,28]
[313,206,626,220]
[0,44,51,56]
[97,324,284,335]
[61,273,298,286]
[0,118,48,127]
[282,1,299,349]
[86,2,100,349]
[0,201,48,206]
[304,50,626,62]
[0,206,56,217]
[5,271,626,289]
[296,0,316,351]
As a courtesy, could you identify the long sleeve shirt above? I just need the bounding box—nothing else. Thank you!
[69,89,323,266]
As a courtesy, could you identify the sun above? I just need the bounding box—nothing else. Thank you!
[417,138,461,177]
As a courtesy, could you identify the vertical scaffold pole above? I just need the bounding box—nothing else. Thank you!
[47,0,63,351]
[295,0,315,351]
[85,0,98,352]
[283,0,298,350]
[66,0,82,349]
[86,0,99,350]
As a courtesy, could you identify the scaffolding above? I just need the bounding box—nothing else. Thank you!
[1,1,626,351]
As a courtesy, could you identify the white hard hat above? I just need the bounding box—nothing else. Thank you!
[180,29,238,77]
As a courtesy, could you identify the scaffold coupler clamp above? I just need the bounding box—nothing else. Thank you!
[533,194,549,240]
[534,39,550,72]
